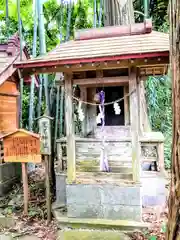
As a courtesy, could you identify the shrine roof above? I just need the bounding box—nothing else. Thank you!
[14,29,169,71]
[0,34,39,87]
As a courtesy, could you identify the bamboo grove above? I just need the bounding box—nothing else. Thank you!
[0,0,172,169]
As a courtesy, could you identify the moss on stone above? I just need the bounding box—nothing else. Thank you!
[59,230,130,240]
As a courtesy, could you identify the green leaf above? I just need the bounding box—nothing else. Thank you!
[149,236,157,240]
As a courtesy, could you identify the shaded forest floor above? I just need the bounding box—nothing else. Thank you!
[0,168,169,240]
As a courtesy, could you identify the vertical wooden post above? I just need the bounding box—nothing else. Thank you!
[138,80,151,133]
[59,86,64,136]
[124,85,130,125]
[129,69,141,182]
[21,162,29,215]
[80,87,87,136]
[137,80,143,134]
[44,155,51,223]
[64,73,76,183]
[157,142,165,173]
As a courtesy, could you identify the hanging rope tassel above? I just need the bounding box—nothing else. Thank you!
[99,91,110,172]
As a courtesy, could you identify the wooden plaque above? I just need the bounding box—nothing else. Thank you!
[38,117,52,155]
[3,129,41,163]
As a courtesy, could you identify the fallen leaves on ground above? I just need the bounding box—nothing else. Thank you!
[130,206,168,240]
[0,167,58,240]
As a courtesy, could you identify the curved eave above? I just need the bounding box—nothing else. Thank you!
[14,51,169,70]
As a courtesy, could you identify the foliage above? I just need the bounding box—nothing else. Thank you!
[145,75,172,168]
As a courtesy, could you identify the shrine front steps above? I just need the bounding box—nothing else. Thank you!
[53,207,149,232]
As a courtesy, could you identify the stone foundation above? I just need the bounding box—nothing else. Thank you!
[55,172,66,205]
[66,184,142,221]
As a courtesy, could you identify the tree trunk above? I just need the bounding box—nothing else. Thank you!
[104,0,151,132]
[104,0,134,26]
[166,0,180,239]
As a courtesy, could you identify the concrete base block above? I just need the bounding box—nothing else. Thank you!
[141,177,168,207]
[67,184,141,221]
[55,173,66,205]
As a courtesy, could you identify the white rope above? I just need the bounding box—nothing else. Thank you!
[71,89,135,106]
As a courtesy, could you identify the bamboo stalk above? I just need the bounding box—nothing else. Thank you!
[37,75,43,118]
[98,0,103,27]
[59,0,64,43]
[93,0,97,28]
[144,0,149,19]
[29,0,38,131]
[37,0,50,115]
[17,0,23,61]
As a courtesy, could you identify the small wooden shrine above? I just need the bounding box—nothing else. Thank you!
[0,34,38,196]
[0,34,38,136]
[14,20,169,224]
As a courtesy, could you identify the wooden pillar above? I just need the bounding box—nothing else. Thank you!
[138,80,151,133]
[64,73,76,183]
[129,69,141,182]
[137,81,143,134]
[87,87,96,135]
[80,87,87,136]
[124,85,130,125]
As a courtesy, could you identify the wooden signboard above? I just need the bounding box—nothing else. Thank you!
[1,129,41,216]
[3,129,41,163]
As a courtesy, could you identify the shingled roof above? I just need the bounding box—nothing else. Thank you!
[14,26,169,70]
[0,34,38,86]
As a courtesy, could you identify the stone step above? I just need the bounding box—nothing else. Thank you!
[53,209,149,232]
[58,230,130,240]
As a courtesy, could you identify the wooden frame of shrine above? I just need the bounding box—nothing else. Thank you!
[14,20,169,222]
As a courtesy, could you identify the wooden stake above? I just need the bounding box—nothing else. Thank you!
[21,162,29,215]
[44,155,51,223]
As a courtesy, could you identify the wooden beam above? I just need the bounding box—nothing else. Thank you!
[64,73,76,183]
[80,87,87,136]
[124,86,130,125]
[73,76,129,86]
[19,57,169,77]
[129,68,141,182]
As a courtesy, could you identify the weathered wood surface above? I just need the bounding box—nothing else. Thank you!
[75,21,152,41]
[129,69,141,182]
[65,74,76,183]
[21,162,29,215]
[0,81,19,133]
[80,87,87,136]
[56,126,165,174]
[15,31,169,70]
[3,129,41,163]
[86,87,96,135]
[124,86,130,125]
[74,76,129,86]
